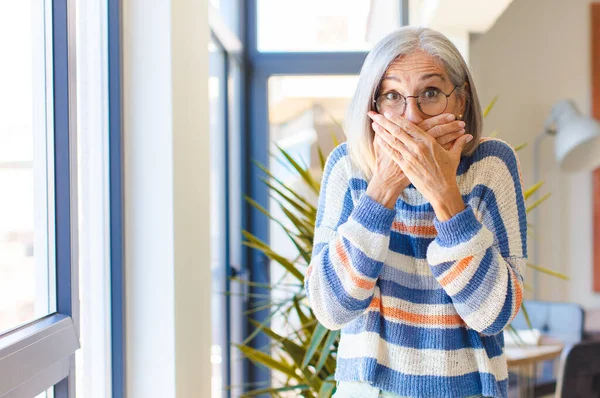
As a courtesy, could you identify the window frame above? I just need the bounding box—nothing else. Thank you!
[0,0,80,397]
[209,3,245,398]
[241,0,408,393]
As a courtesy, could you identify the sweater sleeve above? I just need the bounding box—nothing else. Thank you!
[426,139,528,336]
[305,145,396,330]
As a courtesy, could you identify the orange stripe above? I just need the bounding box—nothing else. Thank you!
[509,268,523,321]
[369,297,464,326]
[306,264,314,279]
[335,240,376,290]
[392,221,437,236]
[439,256,474,287]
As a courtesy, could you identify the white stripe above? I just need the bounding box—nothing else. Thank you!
[337,332,508,380]
[436,251,484,296]
[459,154,525,258]
[339,217,391,264]
[385,253,435,277]
[427,224,494,266]
[462,256,510,330]
[375,295,459,317]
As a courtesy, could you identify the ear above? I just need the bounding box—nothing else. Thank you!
[457,82,469,115]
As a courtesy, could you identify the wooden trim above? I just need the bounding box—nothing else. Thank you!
[592,3,600,292]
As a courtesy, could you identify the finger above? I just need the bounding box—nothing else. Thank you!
[369,116,419,152]
[418,113,456,132]
[428,121,466,139]
[375,134,404,165]
[436,129,466,146]
[380,111,431,142]
[372,122,410,155]
[450,134,474,155]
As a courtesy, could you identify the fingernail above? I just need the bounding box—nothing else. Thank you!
[446,114,456,121]
[466,135,473,143]
[459,121,466,128]
[459,129,466,134]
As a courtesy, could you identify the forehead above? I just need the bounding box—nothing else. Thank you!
[383,50,448,82]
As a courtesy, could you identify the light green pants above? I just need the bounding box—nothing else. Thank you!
[333,381,485,398]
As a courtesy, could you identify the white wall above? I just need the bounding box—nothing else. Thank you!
[123,0,211,396]
[470,0,600,308]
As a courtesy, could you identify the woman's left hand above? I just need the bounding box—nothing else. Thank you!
[367,111,474,220]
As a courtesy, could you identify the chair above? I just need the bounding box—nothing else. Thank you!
[555,339,600,398]
[511,300,585,344]
[509,300,585,397]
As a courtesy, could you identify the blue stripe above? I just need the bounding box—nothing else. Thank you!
[452,249,495,304]
[335,188,354,229]
[388,232,433,259]
[342,311,504,357]
[430,259,455,278]
[336,358,508,398]
[316,143,348,228]
[318,250,375,313]
[482,267,515,335]
[379,279,452,305]
[342,237,384,279]
[380,264,440,290]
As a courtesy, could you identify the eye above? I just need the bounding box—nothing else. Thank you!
[384,92,401,101]
[421,88,441,100]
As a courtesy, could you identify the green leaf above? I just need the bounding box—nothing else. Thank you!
[242,231,305,282]
[293,295,310,327]
[264,179,317,218]
[524,181,545,201]
[520,301,533,330]
[240,384,311,397]
[302,323,329,368]
[526,263,569,280]
[315,330,339,373]
[235,344,299,381]
[505,324,527,346]
[513,142,528,152]
[483,96,498,118]
[526,192,551,213]
[254,162,316,209]
[281,339,322,392]
[276,146,320,193]
[317,378,336,398]
[318,146,327,170]
[241,383,310,398]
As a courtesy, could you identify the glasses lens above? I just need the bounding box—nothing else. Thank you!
[376,94,405,113]
[418,90,448,116]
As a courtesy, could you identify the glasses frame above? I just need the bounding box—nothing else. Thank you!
[373,84,459,117]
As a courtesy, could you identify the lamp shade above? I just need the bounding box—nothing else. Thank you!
[551,99,600,172]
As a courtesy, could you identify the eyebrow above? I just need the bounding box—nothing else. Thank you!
[382,73,446,82]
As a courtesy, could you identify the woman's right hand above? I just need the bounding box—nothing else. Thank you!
[418,113,466,150]
[366,112,466,209]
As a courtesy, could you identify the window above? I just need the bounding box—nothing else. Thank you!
[0,0,80,396]
[0,0,56,337]
[257,0,401,52]
[209,2,244,397]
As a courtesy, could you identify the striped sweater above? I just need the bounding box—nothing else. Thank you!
[305,138,527,398]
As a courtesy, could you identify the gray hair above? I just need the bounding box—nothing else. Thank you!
[344,26,483,180]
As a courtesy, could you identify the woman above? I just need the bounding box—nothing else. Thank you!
[305,26,527,398]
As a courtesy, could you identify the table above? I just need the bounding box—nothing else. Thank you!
[505,337,564,398]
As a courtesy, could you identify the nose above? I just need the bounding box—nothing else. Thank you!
[403,97,424,125]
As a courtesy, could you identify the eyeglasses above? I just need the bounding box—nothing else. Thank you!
[373,85,459,117]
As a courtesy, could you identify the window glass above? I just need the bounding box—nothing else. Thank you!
[0,0,55,334]
[258,0,400,52]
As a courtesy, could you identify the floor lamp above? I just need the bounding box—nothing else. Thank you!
[532,99,600,299]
